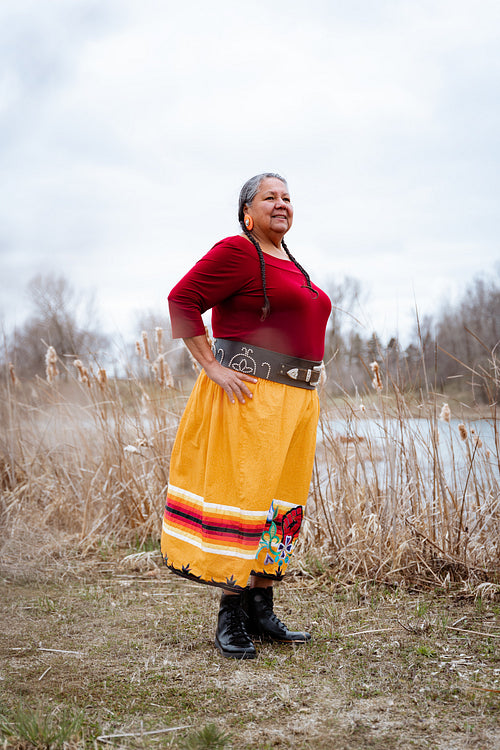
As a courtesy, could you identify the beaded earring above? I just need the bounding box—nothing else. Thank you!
[244,214,254,231]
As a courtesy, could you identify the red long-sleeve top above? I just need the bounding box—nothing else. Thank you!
[168,235,331,361]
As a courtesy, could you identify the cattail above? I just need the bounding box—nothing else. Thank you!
[152,355,164,386]
[458,423,467,441]
[73,359,90,387]
[8,362,18,387]
[439,403,451,423]
[142,331,150,361]
[155,327,163,355]
[97,368,107,389]
[135,341,142,357]
[163,358,174,388]
[473,435,483,449]
[152,354,174,388]
[370,361,382,391]
[45,346,59,383]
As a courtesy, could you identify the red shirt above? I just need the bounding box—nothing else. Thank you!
[168,235,331,361]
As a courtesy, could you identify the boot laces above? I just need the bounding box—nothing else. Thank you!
[229,605,250,637]
[270,612,286,629]
[260,599,286,631]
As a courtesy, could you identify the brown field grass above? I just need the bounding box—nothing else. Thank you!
[1,340,498,587]
[0,552,499,749]
[1,341,500,748]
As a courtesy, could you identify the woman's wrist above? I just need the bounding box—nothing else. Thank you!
[182,334,216,370]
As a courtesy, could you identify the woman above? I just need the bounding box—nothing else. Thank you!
[161,173,331,659]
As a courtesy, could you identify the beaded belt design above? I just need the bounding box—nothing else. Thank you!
[212,338,323,390]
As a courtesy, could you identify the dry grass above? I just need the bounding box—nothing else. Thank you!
[1,340,500,748]
[1,339,499,590]
[0,340,187,572]
[302,388,500,588]
[0,556,499,749]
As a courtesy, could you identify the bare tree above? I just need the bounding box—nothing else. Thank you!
[5,274,109,379]
[324,276,363,363]
[406,269,500,399]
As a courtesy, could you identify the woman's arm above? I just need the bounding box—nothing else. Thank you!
[168,239,253,340]
[183,334,256,405]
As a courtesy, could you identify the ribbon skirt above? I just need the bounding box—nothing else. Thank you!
[161,371,320,591]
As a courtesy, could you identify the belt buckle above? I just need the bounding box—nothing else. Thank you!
[309,365,323,385]
[285,364,323,385]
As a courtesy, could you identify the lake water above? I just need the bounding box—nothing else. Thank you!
[317,416,498,490]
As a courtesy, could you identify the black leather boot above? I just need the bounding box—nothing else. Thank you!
[244,587,311,643]
[214,592,257,659]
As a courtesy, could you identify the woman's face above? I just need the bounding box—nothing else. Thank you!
[245,177,293,241]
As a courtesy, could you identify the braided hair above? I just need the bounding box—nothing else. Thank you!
[238,173,318,321]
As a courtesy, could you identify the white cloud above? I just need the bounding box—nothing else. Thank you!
[1,0,499,347]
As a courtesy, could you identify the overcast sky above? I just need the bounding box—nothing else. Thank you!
[1,0,499,349]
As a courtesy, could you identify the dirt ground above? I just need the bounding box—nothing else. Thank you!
[1,551,499,749]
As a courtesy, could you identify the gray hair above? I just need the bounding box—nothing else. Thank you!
[237,172,287,224]
[237,172,315,322]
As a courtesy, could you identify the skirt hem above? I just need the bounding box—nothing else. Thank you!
[163,556,285,592]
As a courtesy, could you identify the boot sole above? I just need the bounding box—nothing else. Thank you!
[256,638,310,644]
[249,632,311,644]
[214,637,257,660]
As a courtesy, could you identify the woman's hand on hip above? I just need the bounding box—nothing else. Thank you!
[182,335,257,405]
[203,360,257,404]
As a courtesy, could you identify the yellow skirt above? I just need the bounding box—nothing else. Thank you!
[161,371,320,591]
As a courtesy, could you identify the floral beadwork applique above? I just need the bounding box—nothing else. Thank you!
[256,504,304,565]
[257,502,281,565]
[282,506,303,540]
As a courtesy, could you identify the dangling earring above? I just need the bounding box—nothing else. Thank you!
[244,214,254,231]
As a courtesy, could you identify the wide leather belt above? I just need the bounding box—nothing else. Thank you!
[212,338,323,390]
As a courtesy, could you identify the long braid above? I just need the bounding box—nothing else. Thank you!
[241,224,271,320]
[281,239,319,298]
[238,172,318,320]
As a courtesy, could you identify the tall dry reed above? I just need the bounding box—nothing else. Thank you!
[1,337,499,586]
[0,334,187,565]
[301,348,500,586]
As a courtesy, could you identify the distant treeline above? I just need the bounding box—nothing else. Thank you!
[3,270,499,402]
[323,272,499,401]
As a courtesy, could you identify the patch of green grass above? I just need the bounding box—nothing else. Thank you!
[478,640,497,657]
[258,655,280,668]
[131,534,159,553]
[179,722,231,749]
[415,600,429,618]
[438,612,451,628]
[35,595,57,613]
[475,597,485,614]
[96,537,119,559]
[0,703,87,749]
[300,553,328,577]
[78,584,107,602]
[414,644,436,658]
[349,684,383,699]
